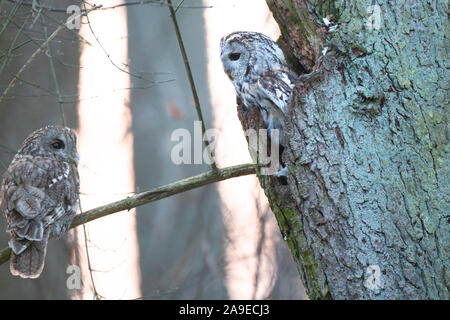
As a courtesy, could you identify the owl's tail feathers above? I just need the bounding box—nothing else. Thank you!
[9,239,48,279]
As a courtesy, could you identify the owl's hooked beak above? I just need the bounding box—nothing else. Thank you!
[222,64,234,81]
[220,53,233,80]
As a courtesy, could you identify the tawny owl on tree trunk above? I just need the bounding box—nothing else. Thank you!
[0,125,80,279]
[220,31,298,177]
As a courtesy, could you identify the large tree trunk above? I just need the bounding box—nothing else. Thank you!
[241,0,449,299]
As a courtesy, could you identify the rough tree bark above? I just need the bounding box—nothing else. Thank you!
[238,0,449,299]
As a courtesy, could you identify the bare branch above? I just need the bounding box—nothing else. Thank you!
[0,4,101,105]
[5,0,212,13]
[40,14,66,126]
[167,0,217,171]
[0,163,256,266]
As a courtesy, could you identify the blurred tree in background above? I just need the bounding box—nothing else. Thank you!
[0,0,305,299]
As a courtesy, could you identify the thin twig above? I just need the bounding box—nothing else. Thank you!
[0,7,31,76]
[0,4,101,105]
[0,159,22,203]
[0,39,33,60]
[0,0,23,39]
[174,0,185,13]
[80,1,151,82]
[1,13,174,101]
[55,6,97,291]
[0,163,256,266]
[77,197,103,299]
[40,7,172,85]
[5,0,212,13]
[167,0,217,171]
[40,14,66,126]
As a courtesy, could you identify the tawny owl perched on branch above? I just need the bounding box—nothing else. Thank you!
[220,31,298,177]
[0,126,80,279]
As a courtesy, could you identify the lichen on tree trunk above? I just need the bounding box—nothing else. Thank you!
[238,0,449,299]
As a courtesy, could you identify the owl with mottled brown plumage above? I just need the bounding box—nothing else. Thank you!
[0,125,80,279]
[220,31,298,177]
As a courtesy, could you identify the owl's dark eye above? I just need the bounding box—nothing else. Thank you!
[228,52,241,61]
[51,139,65,150]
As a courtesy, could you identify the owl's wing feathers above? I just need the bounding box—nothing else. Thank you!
[12,185,47,219]
[257,72,294,114]
[2,156,75,247]
[9,234,48,279]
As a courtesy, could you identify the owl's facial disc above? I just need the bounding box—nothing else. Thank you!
[220,41,248,82]
[45,128,79,164]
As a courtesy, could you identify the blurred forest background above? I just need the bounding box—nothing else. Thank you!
[0,0,306,299]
